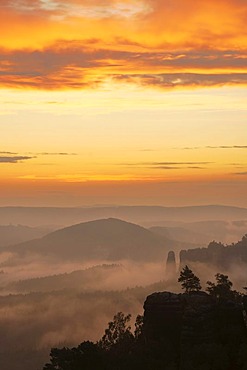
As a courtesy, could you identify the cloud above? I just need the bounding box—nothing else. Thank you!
[1,44,247,89]
[122,161,212,165]
[1,0,147,18]
[137,149,156,152]
[0,0,247,90]
[151,162,212,165]
[207,146,247,149]
[234,172,247,176]
[0,151,18,154]
[120,161,211,170]
[181,146,247,150]
[181,147,201,150]
[0,156,34,163]
[36,152,77,156]
[114,73,247,89]
[147,166,206,170]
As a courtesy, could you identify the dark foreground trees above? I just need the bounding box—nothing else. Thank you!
[207,273,232,297]
[206,273,242,302]
[44,311,177,370]
[98,312,133,351]
[43,312,147,370]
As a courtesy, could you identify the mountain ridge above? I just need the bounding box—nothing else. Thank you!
[0,205,246,227]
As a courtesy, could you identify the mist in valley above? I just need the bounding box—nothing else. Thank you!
[0,206,246,370]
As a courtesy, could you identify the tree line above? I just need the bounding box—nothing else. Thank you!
[178,265,243,301]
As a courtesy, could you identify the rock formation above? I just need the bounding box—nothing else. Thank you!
[143,291,247,369]
[165,251,177,280]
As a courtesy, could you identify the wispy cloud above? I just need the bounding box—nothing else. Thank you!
[120,161,212,170]
[146,165,206,170]
[0,156,34,163]
[151,162,212,165]
[114,73,247,89]
[0,151,18,154]
[207,146,247,149]
[121,161,212,165]
[180,146,247,150]
[0,151,76,164]
[233,172,247,176]
[35,152,77,156]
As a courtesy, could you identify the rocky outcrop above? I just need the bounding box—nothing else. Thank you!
[143,291,247,370]
[165,251,177,280]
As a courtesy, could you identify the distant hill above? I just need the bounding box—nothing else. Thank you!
[4,218,178,262]
[150,226,208,245]
[0,225,52,248]
[150,220,247,245]
[0,205,247,227]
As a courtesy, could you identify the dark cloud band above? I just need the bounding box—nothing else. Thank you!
[0,44,247,89]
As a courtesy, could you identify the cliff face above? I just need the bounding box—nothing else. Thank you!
[143,291,247,370]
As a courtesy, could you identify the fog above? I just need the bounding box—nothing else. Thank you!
[0,207,246,370]
[0,256,246,370]
[0,259,166,293]
[0,259,168,370]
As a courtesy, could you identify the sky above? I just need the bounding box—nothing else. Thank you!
[0,0,247,207]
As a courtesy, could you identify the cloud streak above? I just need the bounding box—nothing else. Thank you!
[0,152,77,164]
[121,161,213,165]
[181,146,247,150]
[120,161,212,170]
[234,172,247,176]
[0,45,247,89]
[0,151,18,155]
[35,152,77,156]
[207,146,247,149]
[0,156,34,163]
[114,72,247,89]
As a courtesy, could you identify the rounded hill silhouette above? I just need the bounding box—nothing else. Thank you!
[7,218,169,261]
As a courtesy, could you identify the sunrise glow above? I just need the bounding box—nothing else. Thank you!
[0,0,247,206]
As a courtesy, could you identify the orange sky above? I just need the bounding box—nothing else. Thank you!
[0,0,247,206]
[1,0,247,89]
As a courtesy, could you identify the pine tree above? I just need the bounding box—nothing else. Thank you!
[178,265,201,293]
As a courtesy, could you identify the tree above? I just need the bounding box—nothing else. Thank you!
[43,343,102,370]
[206,273,234,300]
[178,265,201,293]
[134,314,144,339]
[98,312,134,351]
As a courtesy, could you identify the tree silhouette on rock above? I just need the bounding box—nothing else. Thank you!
[206,273,241,301]
[178,265,201,293]
[98,312,134,351]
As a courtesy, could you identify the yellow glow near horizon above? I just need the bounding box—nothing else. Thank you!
[0,0,247,206]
